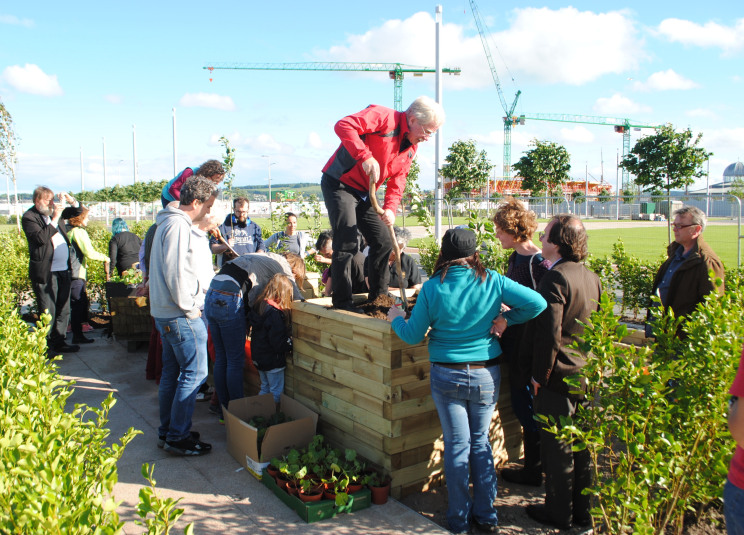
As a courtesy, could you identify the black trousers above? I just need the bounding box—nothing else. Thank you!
[534,387,592,525]
[32,270,72,348]
[70,278,89,337]
[321,174,392,308]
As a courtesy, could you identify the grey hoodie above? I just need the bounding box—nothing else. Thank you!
[148,206,204,319]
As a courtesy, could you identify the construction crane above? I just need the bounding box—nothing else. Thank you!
[469,0,521,178]
[514,113,664,189]
[204,62,461,112]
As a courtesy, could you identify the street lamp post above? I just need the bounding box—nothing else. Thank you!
[261,156,277,218]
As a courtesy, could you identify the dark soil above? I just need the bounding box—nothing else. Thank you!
[400,466,725,533]
[357,293,418,320]
[89,312,111,330]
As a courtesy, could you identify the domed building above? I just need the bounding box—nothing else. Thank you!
[723,161,744,184]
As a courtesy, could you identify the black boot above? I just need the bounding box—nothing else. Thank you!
[501,430,542,486]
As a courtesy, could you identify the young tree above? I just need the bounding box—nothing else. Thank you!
[597,188,611,204]
[512,139,571,196]
[219,136,236,196]
[401,158,421,228]
[620,124,711,194]
[440,140,493,202]
[0,100,17,179]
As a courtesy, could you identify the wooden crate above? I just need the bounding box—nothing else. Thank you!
[109,296,151,339]
[285,297,521,499]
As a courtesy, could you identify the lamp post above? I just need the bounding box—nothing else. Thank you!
[261,155,276,219]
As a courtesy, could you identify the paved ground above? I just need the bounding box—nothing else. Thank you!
[57,332,449,535]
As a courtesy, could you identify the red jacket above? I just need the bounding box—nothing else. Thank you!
[322,105,416,213]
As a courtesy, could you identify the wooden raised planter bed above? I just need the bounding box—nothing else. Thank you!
[283,296,522,499]
[105,282,151,351]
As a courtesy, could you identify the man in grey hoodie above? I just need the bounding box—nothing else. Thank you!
[149,176,217,456]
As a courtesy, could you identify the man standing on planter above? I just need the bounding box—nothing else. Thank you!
[149,176,217,456]
[320,96,444,312]
[22,186,81,355]
[521,215,601,530]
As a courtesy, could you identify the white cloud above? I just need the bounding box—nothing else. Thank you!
[560,126,595,144]
[305,131,323,149]
[632,69,699,91]
[686,108,717,119]
[593,93,652,116]
[1,64,62,96]
[105,94,122,104]
[312,8,644,92]
[656,18,744,54]
[699,127,744,154]
[178,92,235,111]
[0,14,34,28]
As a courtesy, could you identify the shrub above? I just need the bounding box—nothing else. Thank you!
[0,230,32,309]
[544,284,742,533]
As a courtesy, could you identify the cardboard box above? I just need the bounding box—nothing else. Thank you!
[224,393,318,479]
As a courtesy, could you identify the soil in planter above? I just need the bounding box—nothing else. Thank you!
[357,293,418,320]
[89,312,112,330]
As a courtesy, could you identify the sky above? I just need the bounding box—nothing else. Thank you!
[1,0,743,196]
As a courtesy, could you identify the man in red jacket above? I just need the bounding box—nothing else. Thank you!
[320,96,444,312]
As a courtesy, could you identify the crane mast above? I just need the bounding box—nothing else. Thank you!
[468,0,521,177]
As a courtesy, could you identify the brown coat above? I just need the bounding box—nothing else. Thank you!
[651,236,724,320]
[519,259,602,399]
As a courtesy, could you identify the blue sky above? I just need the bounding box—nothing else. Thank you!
[1,1,742,195]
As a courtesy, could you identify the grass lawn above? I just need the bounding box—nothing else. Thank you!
[410,224,741,270]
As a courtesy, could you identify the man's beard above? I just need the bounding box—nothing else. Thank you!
[39,207,53,216]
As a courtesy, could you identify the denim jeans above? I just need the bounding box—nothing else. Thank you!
[725,479,744,535]
[155,316,209,441]
[429,363,501,533]
[259,367,286,403]
[204,281,247,414]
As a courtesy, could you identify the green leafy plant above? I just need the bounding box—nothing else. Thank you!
[542,286,742,533]
[136,463,194,535]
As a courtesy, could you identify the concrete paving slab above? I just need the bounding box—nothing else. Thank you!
[56,334,449,534]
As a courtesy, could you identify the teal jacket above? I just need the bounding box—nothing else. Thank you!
[391,265,546,363]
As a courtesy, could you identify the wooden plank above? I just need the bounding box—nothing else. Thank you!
[390,439,444,470]
[332,367,392,402]
[351,357,385,383]
[392,379,432,402]
[383,426,444,455]
[321,392,392,437]
[390,363,430,387]
[293,300,393,333]
[321,422,387,468]
[293,338,354,371]
[386,396,436,420]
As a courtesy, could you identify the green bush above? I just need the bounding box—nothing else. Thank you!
[545,285,741,533]
[0,281,140,532]
[0,230,32,309]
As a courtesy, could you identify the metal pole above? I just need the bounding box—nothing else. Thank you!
[706,158,710,217]
[80,147,85,192]
[103,137,109,226]
[172,108,177,177]
[132,124,138,184]
[434,4,443,242]
[615,150,620,221]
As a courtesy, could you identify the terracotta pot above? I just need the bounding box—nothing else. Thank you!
[286,481,300,497]
[323,489,337,502]
[266,465,280,479]
[275,472,289,491]
[299,489,323,503]
[347,483,363,494]
[370,482,391,505]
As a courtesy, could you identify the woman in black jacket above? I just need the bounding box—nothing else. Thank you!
[108,218,142,276]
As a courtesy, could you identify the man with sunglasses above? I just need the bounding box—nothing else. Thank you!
[649,206,724,333]
[320,96,444,312]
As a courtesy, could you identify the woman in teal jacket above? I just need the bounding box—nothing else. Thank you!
[388,228,546,534]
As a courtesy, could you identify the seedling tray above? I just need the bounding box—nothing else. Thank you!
[261,469,371,523]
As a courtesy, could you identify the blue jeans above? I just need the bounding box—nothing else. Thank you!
[259,367,286,403]
[204,281,247,414]
[155,316,209,441]
[726,479,744,535]
[430,363,501,533]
